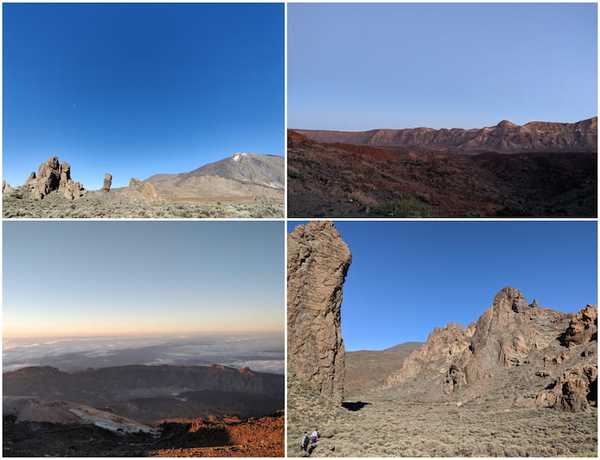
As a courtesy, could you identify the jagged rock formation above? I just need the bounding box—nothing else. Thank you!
[296,117,597,154]
[103,173,112,192]
[287,221,351,405]
[535,364,597,412]
[560,305,598,346]
[128,177,161,202]
[23,156,85,200]
[386,288,597,412]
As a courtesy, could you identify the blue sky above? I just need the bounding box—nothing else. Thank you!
[4,222,284,337]
[3,3,284,189]
[288,3,597,130]
[288,221,597,351]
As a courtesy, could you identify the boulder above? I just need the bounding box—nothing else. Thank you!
[287,221,351,405]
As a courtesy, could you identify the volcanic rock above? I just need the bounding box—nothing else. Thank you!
[25,156,85,200]
[536,364,598,411]
[103,173,112,192]
[387,323,473,387]
[385,287,598,411]
[560,305,598,347]
[128,177,160,202]
[3,181,14,194]
[287,221,351,405]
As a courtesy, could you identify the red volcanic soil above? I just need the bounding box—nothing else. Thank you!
[151,415,284,457]
[287,130,597,218]
[3,414,284,457]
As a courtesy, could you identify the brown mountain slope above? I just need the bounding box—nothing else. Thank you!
[345,342,422,397]
[145,153,284,202]
[296,117,597,154]
[287,131,597,218]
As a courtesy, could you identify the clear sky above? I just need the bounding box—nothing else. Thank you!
[4,222,284,338]
[288,221,597,351]
[3,3,284,189]
[288,3,597,130]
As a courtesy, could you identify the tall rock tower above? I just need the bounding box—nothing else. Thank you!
[287,221,351,405]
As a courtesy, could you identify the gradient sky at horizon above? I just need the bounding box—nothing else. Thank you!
[4,222,284,338]
[288,3,597,130]
[288,221,597,351]
[3,3,284,189]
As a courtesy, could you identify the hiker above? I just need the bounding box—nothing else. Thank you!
[308,429,319,454]
[300,432,310,454]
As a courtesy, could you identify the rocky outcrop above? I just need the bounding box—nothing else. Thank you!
[387,323,473,388]
[287,221,351,405]
[24,156,85,200]
[296,117,597,154]
[386,288,598,412]
[560,305,598,347]
[462,288,564,381]
[103,173,112,192]
[536,364,597,411]
[128,178,160,202]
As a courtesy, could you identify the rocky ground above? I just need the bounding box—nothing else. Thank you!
[4,414,284,457]
[288,379,597,457]
[288,131,597,218]
[3,189,283,218]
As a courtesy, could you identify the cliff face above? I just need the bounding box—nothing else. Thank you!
[287,221,351,405]
[296,117,598,154]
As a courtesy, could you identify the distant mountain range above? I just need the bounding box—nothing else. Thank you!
[3,363,285,456]
[295,117,597,154]
[3,364,283,423]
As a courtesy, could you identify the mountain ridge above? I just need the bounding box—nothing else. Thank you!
[294,117,597,154]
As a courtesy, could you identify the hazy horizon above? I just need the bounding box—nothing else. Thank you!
[288,3,597,131]
[4,222,284,339]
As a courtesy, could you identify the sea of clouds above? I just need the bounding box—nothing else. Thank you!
[3,332,284,374]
